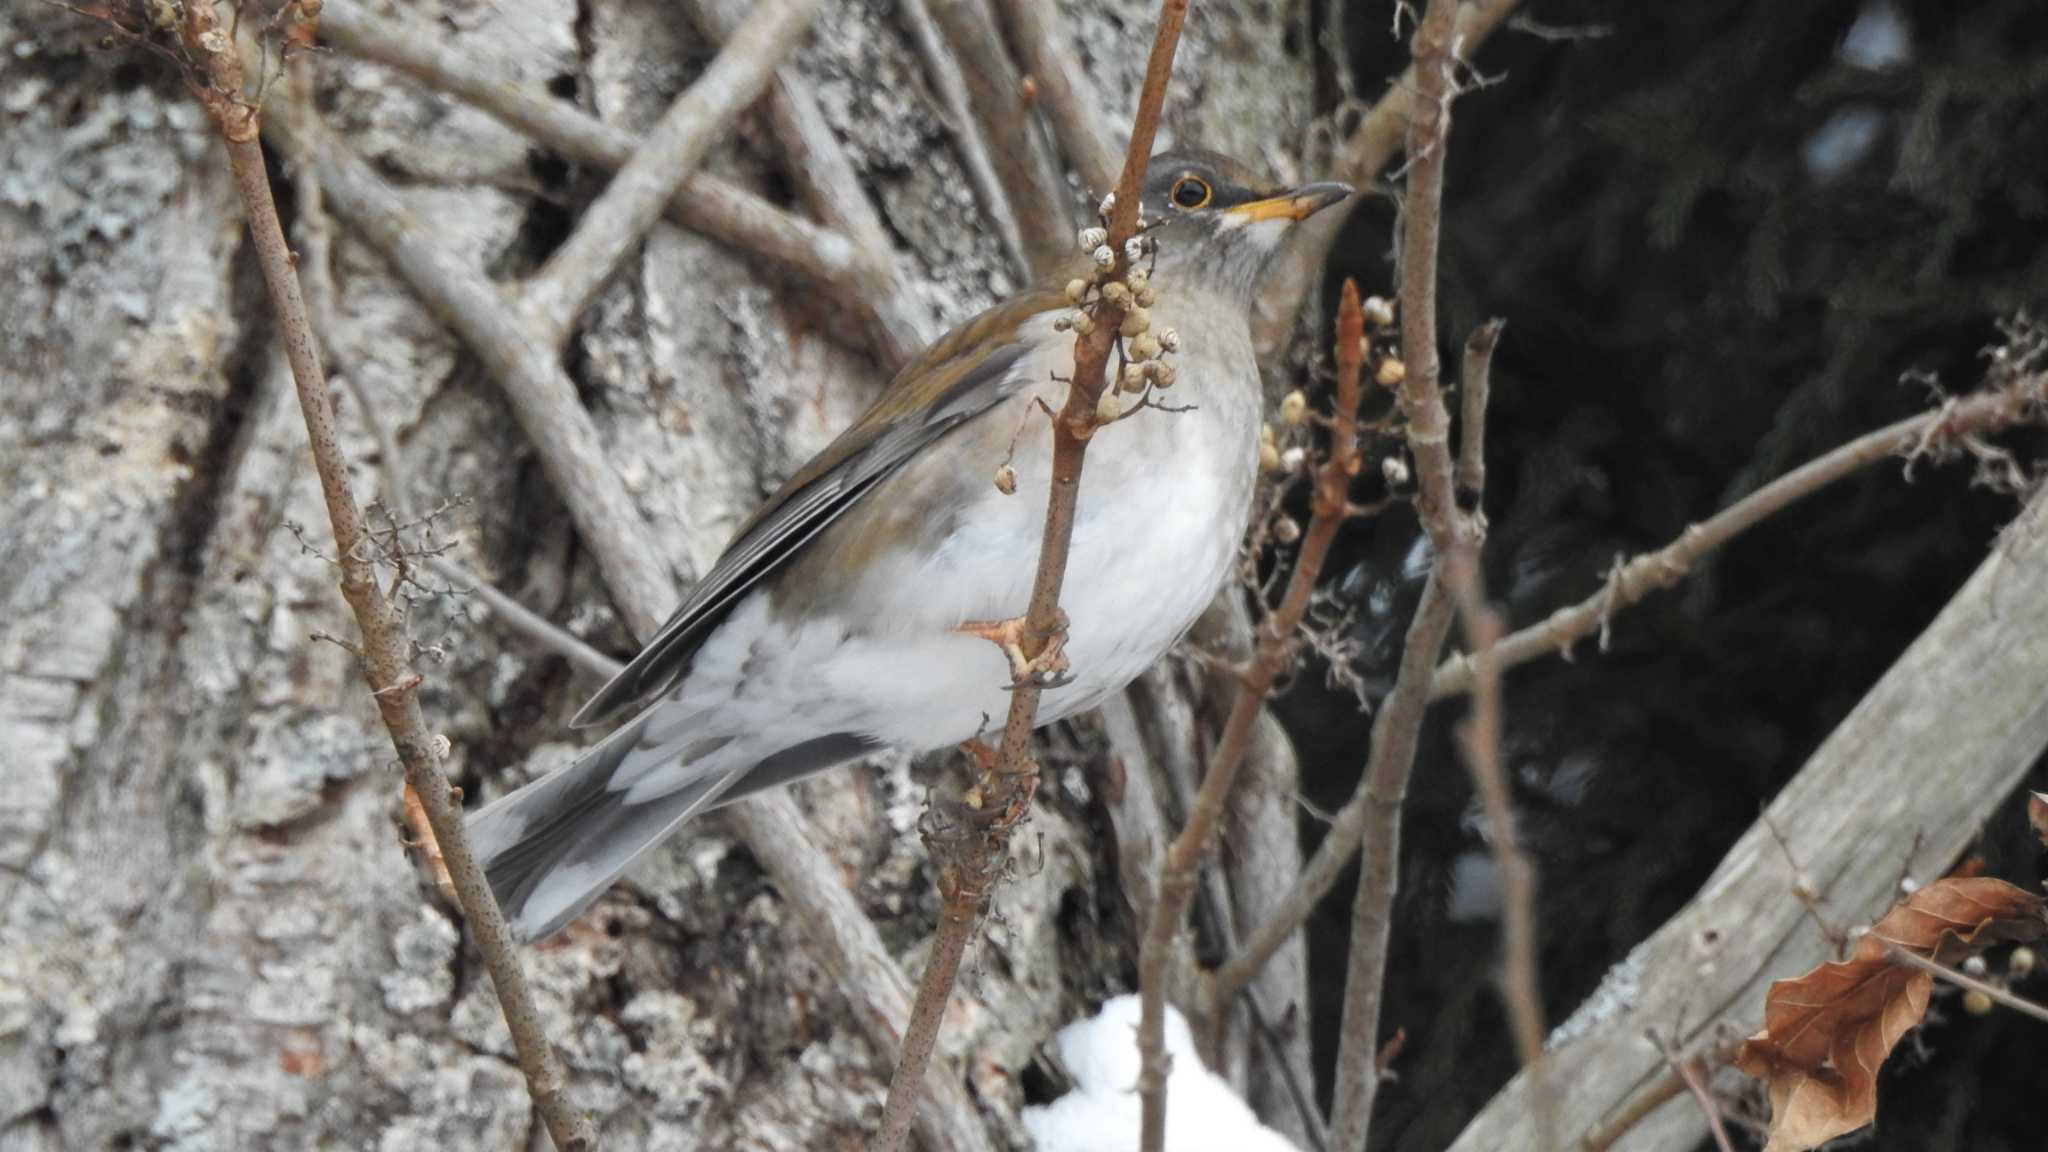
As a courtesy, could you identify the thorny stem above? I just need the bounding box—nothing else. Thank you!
[870,2,1191,1148]
[1137,282,1372,1151]
[1329,2,1477,1147]
[177,4,595,1148]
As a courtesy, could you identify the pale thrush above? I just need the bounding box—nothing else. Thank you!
[470,149,1352,940]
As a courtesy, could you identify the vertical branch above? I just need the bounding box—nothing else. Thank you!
[1442,324,1552,1150]
[1327,1,1475,1147]
[871,3,1190,1148]
[1135,281,1373,1152]
[900,0,1035,276]
[175,6,594,1149]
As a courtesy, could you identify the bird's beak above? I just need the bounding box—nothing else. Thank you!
[1224,181,1355,223]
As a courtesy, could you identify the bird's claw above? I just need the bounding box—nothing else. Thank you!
[957,609,1072,689]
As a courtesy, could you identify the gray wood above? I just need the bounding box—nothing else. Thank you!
[1449,487,2048,1152]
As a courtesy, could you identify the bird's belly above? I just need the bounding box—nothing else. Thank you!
[823,413,1255,749]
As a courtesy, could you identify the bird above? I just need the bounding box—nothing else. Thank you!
[468,149,1352,941]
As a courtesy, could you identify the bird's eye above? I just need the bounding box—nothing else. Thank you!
[1170,176,1212,210]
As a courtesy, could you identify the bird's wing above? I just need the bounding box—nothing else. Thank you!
[571,286,1066,727]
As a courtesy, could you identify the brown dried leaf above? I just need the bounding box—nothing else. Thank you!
[2029,791,2048,850]
[1735,877,2047,1152]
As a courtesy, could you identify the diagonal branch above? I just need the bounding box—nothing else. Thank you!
[692,0,934,369]
[175,5,594,1147]
[1428,379,2045,699]
[315,0,874,345]
[520,0,822,348]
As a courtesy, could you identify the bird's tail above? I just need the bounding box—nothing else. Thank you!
[467,715,739,941]
[466,720,876,941]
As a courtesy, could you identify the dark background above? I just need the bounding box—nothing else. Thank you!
[1281,1,2048,1148]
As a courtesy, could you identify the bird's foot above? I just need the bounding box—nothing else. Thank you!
[956,609,1073,689]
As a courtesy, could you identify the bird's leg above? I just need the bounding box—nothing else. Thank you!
[955,608,1073,689]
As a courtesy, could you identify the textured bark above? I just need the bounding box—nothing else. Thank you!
[0,0,1308,1148]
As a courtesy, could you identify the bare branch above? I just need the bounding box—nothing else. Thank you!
[1429,376,2046,700]
[874,2,1191,1147]
[1457,318,1503,505]
[315,0,880,350]
[693,0,934,368]
[177,5,592,1145]
[521,0,822,347]
[992,0,1121,198]
[1887,944,2048,1028]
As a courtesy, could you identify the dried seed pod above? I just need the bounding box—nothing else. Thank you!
[1065,279,1089,304]
[1363,295,1396,328]
[1272,515,1302,544]
[1381,455,1411,486]
[1149,361,1177,389]
[1078,226,1108,251]
[1095,391,1121,425]
[1127,333,1160,362]
[1119,307,1150,338]
[1157,327,1181,353]
[1101,281,1133,308]
[1069,311,1095,336]
[1280,446,1307,473]
[1375,357,1407,387]
[1259,441,1283,473]
[1121,362,1148,393]
[1280,390,1309,426]
[994,465,1018,495]
[1091,245,1116,268]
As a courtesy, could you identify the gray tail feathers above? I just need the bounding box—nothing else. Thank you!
[467,716,738,942]
[466,723,879,942]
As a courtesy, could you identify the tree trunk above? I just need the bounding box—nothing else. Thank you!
[0,0,1310,1147]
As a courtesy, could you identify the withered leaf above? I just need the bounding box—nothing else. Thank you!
[2029,791,2048,850]
[1735,877,2047,1152]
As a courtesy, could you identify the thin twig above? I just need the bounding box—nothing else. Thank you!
[992,0,1120,198]
[1252,0,1524,358]
[1457,319,1503,505]
[1645,1033,1737,1152]
[872,3,1190,1148]
[176,6,593,1147]
[899,0,1033,277]
[1440,308,1553,1149]
[315,0,876,347]
[521,0,821,347]
[1136,280,1370,1152]
[1576,1037,1744,1152]
[927,0,1072,277]
[1327,3,1476,1146]
[1887,944,2048,1027]
[1429,379,2047,699]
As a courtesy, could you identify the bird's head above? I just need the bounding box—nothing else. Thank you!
[1135,149,1353,304]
